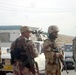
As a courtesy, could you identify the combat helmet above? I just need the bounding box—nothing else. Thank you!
[20,26,32,33]
[48,25,59,33]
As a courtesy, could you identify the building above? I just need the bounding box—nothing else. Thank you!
[0,25,39,47]
[0,25,21,42]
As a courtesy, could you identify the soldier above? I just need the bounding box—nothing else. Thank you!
[43,25,64,75]
[10,26,39,75]
[0,47,3,69]
[72,37,76,72]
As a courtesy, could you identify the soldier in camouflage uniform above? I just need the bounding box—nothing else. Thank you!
[43,25,64,75]
[10,26,39,75]
[0,47,3,69]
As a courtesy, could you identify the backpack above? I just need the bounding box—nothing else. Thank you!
[10,39,27,65]
[10,41,15,65]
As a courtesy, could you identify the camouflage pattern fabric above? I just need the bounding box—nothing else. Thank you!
[10,36,39,75]
[43,39,63,75]
[72,37,76,71]
[13,61,38,75]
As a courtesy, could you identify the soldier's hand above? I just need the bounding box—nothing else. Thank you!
[59,54,63,58]
[55,53,63,58]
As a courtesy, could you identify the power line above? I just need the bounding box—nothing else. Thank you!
[0,4,76,13]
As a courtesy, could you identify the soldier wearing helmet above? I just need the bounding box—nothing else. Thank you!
[10,26,39,75]
[43,25,64,75]
[48,25,59,40]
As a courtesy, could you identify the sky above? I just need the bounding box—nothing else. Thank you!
[0,0,76,36]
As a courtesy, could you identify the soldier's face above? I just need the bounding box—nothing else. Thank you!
[52,31,58,38]
[49,31,58,40]
[23,31,31,39]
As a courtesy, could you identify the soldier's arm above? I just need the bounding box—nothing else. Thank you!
[54,48,64,58]
[43,40,55,58]
[20,38,38,58]
[54,51,64,59]
[43,40,63,58]
[28,40,38,58]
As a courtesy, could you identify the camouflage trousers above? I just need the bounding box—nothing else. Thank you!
[13,61,39,75]
[45,63,61,75]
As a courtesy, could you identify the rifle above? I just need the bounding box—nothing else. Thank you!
[53,48,69,74]
[23,46,36,75]
[60,58,69,74]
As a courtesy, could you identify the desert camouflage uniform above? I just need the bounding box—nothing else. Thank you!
[11,36,39,75]
[0,47,1,62]
[43,39,64,75]
[72,37,76,71]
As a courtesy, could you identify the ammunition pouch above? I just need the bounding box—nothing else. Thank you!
[10,48,28,65]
